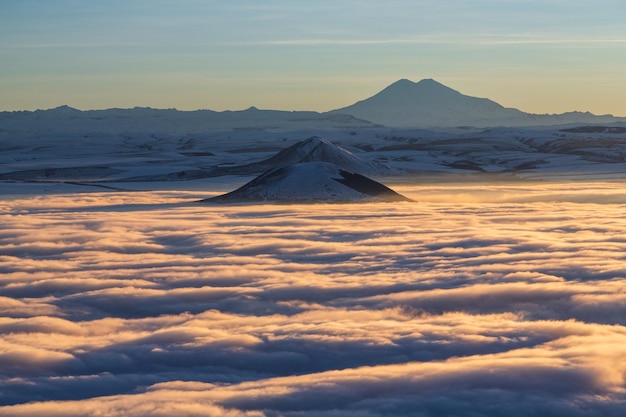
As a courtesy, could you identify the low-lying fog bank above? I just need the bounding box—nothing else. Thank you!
[1,182,625,416]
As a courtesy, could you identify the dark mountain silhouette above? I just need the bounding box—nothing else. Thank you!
[0,106,376,137]
[330,78,624,127]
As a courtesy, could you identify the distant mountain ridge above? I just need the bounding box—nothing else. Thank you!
[0,105,376,137]
[2,79,625,131]
[330,78,625,127]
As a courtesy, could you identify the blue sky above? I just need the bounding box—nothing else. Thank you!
[2,0,626,114]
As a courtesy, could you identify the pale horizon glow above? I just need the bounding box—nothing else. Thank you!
[2,1,626,115]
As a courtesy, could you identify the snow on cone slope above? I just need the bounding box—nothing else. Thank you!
[260,136,393,176]
[202,162,410,204]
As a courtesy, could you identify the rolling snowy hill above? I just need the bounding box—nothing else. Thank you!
[114,136,392,182]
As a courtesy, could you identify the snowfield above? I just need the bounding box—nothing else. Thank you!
[3,107,626,188]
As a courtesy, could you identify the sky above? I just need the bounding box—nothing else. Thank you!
[1,0,626,115]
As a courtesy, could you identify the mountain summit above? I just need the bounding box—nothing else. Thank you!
[259,136,392,175]
[331,78,526,127]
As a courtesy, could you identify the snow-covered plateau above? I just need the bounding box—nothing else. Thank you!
[2,120,626,199]
[2,79,626,199]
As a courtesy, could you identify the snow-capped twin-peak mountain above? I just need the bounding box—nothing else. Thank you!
[332,78,623,127]
[331,79,524,127]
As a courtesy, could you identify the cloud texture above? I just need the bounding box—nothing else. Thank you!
[1,183,625,416]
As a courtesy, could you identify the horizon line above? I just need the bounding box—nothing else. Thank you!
[1,78,625,118]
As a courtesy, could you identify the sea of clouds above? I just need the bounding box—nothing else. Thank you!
[1,182,625,416]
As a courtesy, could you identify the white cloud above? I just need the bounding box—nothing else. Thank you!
[1,185,625,415]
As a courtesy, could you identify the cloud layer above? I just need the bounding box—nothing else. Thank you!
[1,183,625,416]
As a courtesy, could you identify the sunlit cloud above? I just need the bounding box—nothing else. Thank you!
[1,184,625,415]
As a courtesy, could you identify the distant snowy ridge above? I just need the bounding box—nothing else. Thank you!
[0,106,375,137]
[202,162,411,203]
[330,79,625,128]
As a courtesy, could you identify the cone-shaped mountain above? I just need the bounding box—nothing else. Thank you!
[211,136,392,177]
[260,136,392,175]
[202,162,411,204]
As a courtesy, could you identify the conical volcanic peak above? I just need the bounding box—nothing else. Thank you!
[202,162,411,204]
[262,136,392,175]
